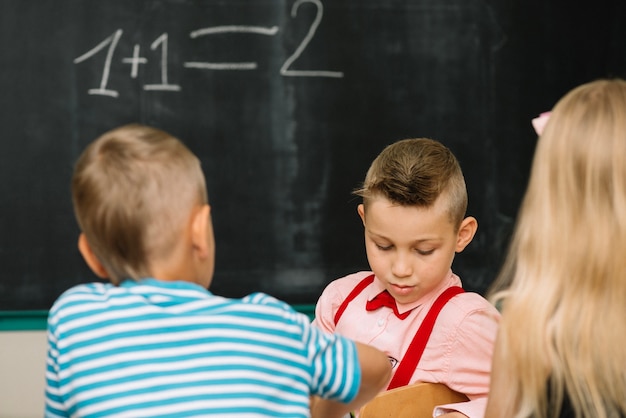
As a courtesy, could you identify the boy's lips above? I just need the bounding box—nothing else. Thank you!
[390,284,414,295]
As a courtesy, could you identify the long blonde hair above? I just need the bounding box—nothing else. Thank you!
[489,79,626,418]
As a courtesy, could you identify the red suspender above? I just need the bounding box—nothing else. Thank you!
[387,286,464,390]
[333,275,464,390]
[333,274,375,325]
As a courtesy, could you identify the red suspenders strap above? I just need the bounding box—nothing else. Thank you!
[333,277,465,390]
[333,274,375,325]
[387,286,465,390]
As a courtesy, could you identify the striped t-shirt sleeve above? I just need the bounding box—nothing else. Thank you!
[246,293,361,403]
[305,322,360,402]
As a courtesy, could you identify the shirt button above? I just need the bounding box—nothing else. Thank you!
[377,318,385,327]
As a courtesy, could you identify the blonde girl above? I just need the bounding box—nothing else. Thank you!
[486,79,626,418]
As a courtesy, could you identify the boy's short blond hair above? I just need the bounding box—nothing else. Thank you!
[354,138,468,228]
[72,124,207,285]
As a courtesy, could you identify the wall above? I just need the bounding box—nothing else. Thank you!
[0,332,47,418]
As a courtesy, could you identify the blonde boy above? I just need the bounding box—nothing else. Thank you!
[313,138,500,417]
[45,124,391,418]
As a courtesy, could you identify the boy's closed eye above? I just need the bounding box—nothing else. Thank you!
[375,243,393,251]
[374,244,435,256]
[416,248,435,256]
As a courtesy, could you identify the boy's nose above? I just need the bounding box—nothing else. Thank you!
[391,254,412,278]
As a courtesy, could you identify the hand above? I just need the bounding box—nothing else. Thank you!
[309,395,353,418]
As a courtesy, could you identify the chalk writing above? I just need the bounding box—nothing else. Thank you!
[74,29,123,98]
[184,25,278,71]
[144,33,181,92]
[280,0,343,78]
[122,44,147,79]
[73,0,343,98]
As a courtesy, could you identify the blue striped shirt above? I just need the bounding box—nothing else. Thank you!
[45,279,360,417]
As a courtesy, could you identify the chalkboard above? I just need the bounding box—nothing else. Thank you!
[1,0,625,310]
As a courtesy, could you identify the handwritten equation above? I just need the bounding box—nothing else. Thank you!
[73,0,343,98]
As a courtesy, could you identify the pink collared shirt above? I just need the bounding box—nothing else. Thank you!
[313,271,500,418]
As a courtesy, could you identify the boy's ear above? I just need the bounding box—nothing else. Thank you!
[78,233,109,278]
[191,204,213,259]
[455,216,478,253]
[357,204,366,225]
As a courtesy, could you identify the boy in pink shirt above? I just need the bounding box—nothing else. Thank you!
[313,138,500,418]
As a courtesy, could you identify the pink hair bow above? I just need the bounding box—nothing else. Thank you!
[531,112,551,135]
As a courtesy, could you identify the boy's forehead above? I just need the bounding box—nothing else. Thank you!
[364,196,456,235]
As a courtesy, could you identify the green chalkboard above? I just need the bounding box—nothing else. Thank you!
[1,0,625,311]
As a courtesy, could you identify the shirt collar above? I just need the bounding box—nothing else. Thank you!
[367,270,462,314]
[120,277,211,294]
